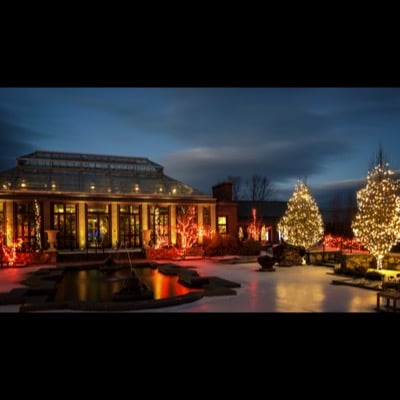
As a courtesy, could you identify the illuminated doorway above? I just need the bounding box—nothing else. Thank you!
[119,205,142,248]
[52,203,77,249]
[87,204,110,248]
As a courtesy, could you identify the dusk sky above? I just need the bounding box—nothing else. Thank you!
[0,87,399,206]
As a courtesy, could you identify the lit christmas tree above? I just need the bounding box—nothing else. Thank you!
[351,159,400,270]
[278,180,324,250]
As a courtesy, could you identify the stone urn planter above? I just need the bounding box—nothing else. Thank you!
[142,229,152,248]
[257,255,277,271]
[45,229,58,251]
[45,229,58,265]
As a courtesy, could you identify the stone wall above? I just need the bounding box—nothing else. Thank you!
[309,250,400,271]
[145,247,179,260]
[1,251,53,267]
[145,246,205,260]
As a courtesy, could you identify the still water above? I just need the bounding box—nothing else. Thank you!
[53,267,201,302]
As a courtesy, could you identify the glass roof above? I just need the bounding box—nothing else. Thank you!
[0,151,207,197]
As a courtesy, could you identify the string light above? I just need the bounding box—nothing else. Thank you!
[176,206,199,254]
[352,162,400,270]
[277,180,324,250]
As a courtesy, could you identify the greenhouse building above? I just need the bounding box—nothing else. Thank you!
[0,150,216,252]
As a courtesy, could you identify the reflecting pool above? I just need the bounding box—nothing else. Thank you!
[53,266,201,302]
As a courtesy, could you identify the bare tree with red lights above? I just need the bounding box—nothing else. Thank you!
[247,208,261,240]
[176,205,199,255]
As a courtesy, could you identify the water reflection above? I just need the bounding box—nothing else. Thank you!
[347,294,376,312]
[54,267,200,302]
[275,282,326,312]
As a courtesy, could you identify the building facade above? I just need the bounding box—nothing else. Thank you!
[213,181,286,243]
[0,151,216,251]
[212,182,238,237]
[237,201,287,243]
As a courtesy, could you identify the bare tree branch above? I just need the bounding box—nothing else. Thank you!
[227,176,242,200]
[246,174,273,200]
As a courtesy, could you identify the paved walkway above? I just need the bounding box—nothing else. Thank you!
[0,258,382,312]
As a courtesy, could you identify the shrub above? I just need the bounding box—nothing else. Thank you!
[238,239,263,256]
[353,265,367,278]
[277,242,306,266]
[365,270,384,281]
[203,234,240,256]
[335,266,353,276]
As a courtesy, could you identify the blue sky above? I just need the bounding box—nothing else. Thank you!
[0,87,399,206]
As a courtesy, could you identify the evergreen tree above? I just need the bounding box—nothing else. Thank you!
[277,180,324,250]
[351,156,400,270]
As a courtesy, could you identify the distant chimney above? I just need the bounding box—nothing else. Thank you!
[212,181,233,201]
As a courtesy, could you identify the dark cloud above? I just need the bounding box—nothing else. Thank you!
[0,107,45,169]
[161,132,354,196]
[60,88,343,146]
[310,179,365,209]
[1,87,400,204]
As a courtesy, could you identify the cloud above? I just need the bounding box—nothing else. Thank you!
[0,106,48,170]
[160,131,354,195]
[1,87,400,205]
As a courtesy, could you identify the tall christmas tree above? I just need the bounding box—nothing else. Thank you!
[351,155,400,270]
[278,180,324,250]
